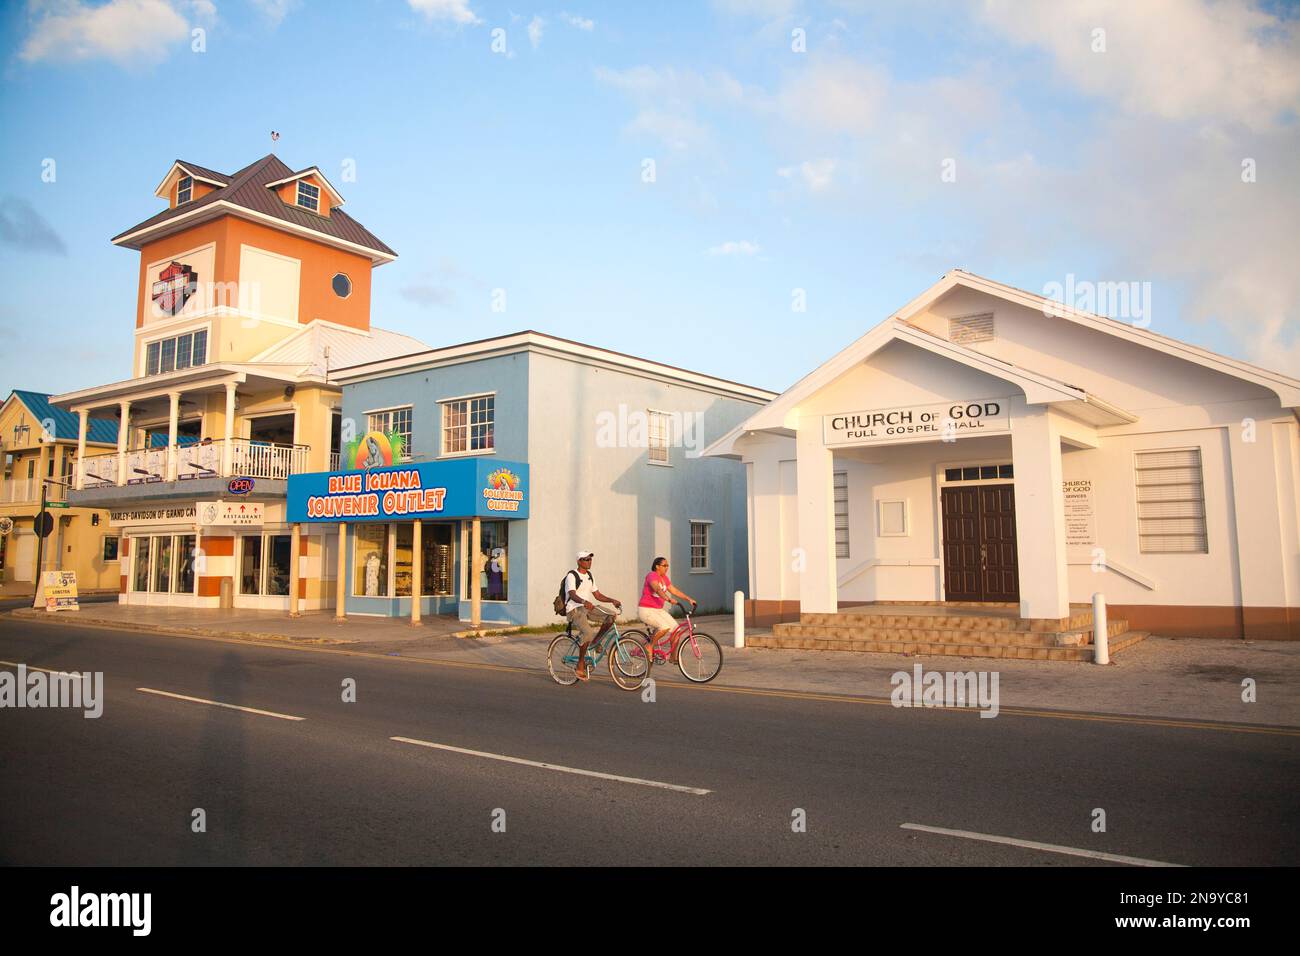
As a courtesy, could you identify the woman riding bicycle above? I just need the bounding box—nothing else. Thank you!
[637,556,696,659]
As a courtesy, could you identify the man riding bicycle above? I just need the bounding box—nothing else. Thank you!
[564,550,622,682]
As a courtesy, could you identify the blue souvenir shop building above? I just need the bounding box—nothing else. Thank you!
[285,330,776,627]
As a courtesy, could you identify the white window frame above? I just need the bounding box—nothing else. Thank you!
[366,406,413,462]
[141,323,211,377]
[176,175,193,205]
[876,499,910,537]
[647,409,672,467]
[1133,446,1209,555]
[439,392,496,458]
[688,519,713,573]
[296,180,320,212]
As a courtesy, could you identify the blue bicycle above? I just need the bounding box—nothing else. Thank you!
[547,618,651,691]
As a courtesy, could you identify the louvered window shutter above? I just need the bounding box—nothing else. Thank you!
[1134,448,1208,553]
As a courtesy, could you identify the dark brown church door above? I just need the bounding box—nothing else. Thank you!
[941,484,1019,602]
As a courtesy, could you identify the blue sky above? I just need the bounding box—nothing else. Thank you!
[1,0,1298,397]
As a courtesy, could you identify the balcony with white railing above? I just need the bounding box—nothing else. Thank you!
[0,478,68,506]
[77,438,311,490]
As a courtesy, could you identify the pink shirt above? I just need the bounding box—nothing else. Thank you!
[640,572,670,609]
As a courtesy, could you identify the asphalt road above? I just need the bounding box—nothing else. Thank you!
[1,617,1296,866]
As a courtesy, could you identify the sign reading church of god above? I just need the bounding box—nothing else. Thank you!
[824,398,1012,447]
[287,458,530,524]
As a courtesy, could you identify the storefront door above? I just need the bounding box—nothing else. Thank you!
[941,484,1019,602]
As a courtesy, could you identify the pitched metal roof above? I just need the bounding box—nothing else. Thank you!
[116,154,396,261]
[174,160,230,185]
[9,390,119,445]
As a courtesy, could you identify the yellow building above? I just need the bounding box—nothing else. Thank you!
[0,391,119,594]
[51,155,427,609]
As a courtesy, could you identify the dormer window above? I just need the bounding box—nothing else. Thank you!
[296,181,320,212]
[176,175,193,205]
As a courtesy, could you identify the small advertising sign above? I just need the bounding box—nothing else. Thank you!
[198,501,264,527]
[41,570,79,613]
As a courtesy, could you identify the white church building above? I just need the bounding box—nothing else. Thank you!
[706,270,1300,645]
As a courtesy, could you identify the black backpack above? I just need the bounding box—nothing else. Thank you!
[554,569,592,616]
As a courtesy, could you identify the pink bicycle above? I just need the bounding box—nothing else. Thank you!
[643,603,723,683]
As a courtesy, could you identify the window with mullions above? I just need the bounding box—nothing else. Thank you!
[442,395,494,455]
[297,181,320,212]
[690,521,711,571]
[368,407,413,460]
[146,330,207,376]
[943,463,1014,483]
[177,175,192,205]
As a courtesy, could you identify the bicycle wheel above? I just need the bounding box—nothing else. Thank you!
[676,631,723,683]
[609,636,652,691]
[547,634,581,686]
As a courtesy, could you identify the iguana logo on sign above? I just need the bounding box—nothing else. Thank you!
[151,261,197,316]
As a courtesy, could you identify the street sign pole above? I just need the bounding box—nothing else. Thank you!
[32,480,47,609]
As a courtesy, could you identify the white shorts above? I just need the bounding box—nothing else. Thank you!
[638,605,677,633]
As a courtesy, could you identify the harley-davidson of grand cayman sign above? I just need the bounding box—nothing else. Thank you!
[151,261,198,316]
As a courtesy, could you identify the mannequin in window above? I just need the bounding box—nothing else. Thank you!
[365,551,381,597]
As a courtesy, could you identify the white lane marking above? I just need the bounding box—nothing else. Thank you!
[391,736,711,795]
[136,687,305,721]
[0,659,84,677]
[900,823,1184,867]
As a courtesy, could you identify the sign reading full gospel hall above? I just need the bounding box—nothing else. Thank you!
[824,398,1011,447]
[287,458,529,524]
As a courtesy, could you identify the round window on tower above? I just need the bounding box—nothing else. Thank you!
[332,273,352,298]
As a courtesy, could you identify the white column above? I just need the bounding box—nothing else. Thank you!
[290,523,301,618]
[76,409,88,491]
[222,382,236,477]
[471,516,482,628]
[1011,406,1069,620]
[117,401,130,486]
[335,522,347,619]
[167,391,180,481]
[411,519,422,625]
[794,416,837,615]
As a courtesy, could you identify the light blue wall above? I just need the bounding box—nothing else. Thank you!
[335,345,766,624]
[340,353,530,625]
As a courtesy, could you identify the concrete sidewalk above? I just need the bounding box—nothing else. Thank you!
[9,603,1298,728]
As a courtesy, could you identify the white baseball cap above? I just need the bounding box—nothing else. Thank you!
[577,550,594,561]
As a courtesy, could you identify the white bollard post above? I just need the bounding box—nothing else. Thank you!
[1092,591,1109,665]
[733,591,745,648]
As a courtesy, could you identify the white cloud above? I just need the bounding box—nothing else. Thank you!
[560,12,594,31]
[707,240,761,256]
[19,0,196,66]
[407,0,482,26]
[528,15,544,49]
[980,0,1300,133]
[249,0,296,26]
[774,58,887,133]
[777,158,837,192]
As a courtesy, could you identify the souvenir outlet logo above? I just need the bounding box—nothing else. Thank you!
[0,664,103,718]
[483,469,524,512]
[890,664,1000,718]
